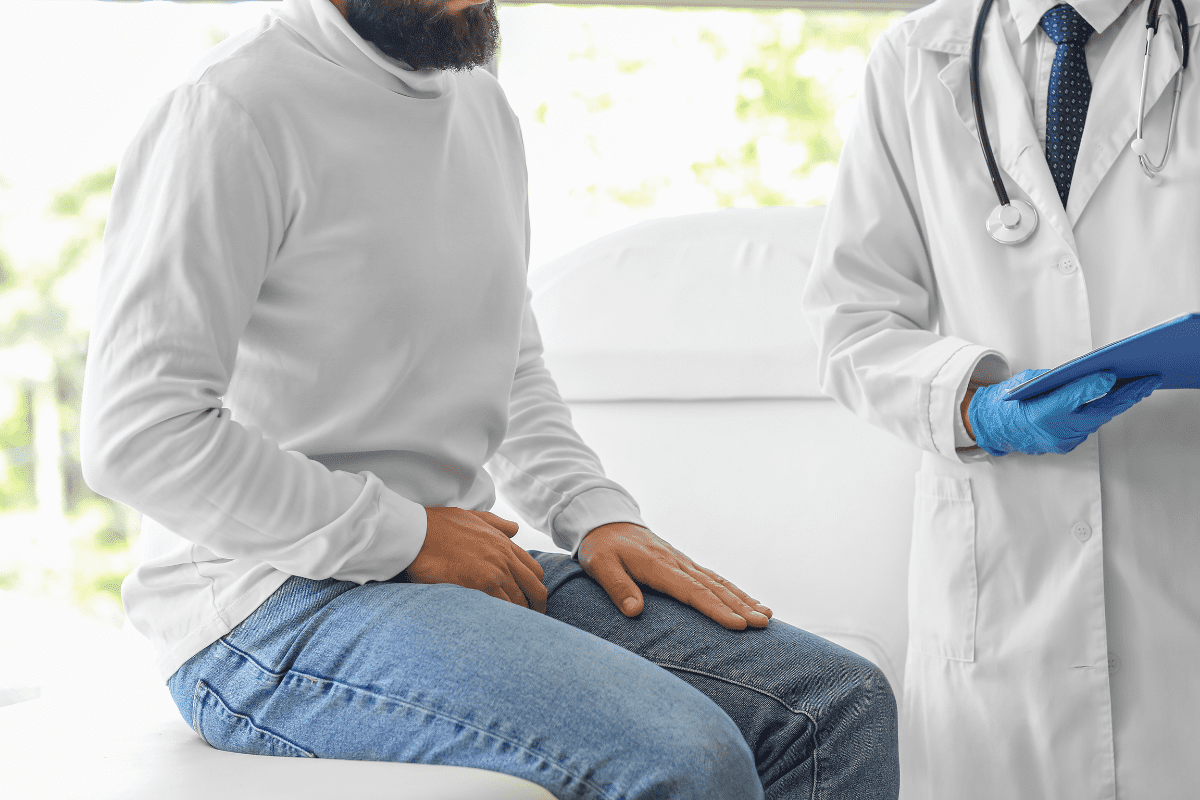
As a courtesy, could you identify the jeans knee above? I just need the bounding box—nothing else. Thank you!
[843,658,898,733]
[814,655,899,798]
[827,655,898,749]
[689,725,761,800]
[624,712,762,800]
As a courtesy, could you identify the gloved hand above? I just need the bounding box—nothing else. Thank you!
[968,369,1163,456]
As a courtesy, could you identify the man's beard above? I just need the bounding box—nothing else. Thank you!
[343,0,500,73]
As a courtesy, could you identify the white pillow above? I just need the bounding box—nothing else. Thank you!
[530,206,827,401]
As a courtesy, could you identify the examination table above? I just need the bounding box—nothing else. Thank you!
[0,204,918,798]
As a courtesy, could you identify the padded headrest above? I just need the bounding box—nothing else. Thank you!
[530,205,827,401]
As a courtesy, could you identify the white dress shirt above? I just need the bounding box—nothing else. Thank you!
[954,0,1143,448]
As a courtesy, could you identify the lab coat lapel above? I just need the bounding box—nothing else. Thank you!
[1067,3,1186,223]
[918,0,1076,246]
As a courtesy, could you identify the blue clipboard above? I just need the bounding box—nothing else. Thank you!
[1002,313,1200,402]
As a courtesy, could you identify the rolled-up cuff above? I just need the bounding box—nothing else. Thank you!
[332,478,428,584]
[932,345,1010,463]
[552,487,646,557]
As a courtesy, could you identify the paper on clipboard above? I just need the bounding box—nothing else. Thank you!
[1002,313,1200,402]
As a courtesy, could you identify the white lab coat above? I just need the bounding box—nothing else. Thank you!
[801,0,1200,796]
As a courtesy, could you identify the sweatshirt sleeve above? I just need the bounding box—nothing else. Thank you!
[800,30,1009,464]
[487,285,647,556]
[80,83,427,584]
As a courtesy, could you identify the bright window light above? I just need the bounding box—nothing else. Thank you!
[0,0,898,686]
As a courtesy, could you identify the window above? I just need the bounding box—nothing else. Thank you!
[0,0,900,638]
[497,3,899,267]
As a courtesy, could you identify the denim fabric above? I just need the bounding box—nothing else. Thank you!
[168,552,899,800]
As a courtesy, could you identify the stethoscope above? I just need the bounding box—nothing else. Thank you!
[972,0,1191,244]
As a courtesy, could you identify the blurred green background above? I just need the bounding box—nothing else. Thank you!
[0,1,898,630]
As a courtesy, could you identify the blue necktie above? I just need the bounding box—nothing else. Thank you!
[1041,4,1095,207]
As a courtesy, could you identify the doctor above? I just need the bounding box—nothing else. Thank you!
[801,0,1199,796]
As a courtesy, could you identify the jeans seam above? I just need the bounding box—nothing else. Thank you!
[651,660,820,800]
[287,668,623,800]
[650,660,811,716]
[194,679,316,758]
[191,680,205,740]
[217,637,288,679]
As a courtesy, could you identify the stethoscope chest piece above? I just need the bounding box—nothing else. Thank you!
[986,199,1038,244]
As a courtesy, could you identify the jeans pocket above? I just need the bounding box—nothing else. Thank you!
[191,679,315,758]
[908,472,977,662]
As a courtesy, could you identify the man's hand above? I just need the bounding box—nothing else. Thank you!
[577,523,772,630]
[405,508,548,613]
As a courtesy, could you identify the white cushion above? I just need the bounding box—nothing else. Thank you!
[529,206,827,401]
[0,693,554,800]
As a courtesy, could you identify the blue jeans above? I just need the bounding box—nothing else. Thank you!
[167,552,899,799]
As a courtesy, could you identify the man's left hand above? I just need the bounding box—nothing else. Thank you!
[577,523,772,630]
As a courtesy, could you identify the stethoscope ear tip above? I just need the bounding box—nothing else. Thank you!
[1130,137,1149,156]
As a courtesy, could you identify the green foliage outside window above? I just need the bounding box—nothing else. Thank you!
[0,165,140,624]
[692,11,896,207]
[0,3,898,628]
[0,386,36,516]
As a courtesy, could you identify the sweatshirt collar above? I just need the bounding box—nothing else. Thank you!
[272,0,452,99]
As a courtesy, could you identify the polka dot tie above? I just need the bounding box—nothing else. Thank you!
[1041,4,1095,207]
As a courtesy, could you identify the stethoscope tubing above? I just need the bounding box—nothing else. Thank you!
[1135,0,1189,175]
[971,0,1010,208]
[972,0,1190,242]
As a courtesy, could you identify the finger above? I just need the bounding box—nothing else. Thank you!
[1058,435,1089,454]
[696,566,773,620]
[477,511,520,538]
[506,559,548,614]
[618,549,749,630]
[1082,374,1162,415]
[1056,371,1117,409]
[581,551,645,617]
[509,543,545,581]
[1081,374,1152,402]
[688,566,770,627]
[642,566,748,630]
[486,583,523,608]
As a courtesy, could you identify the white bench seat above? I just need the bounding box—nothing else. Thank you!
[0,688,554,800]
[0,590,553,800]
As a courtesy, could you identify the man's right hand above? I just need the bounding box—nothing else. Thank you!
[966,369,1162,456]
[404,507,548,613]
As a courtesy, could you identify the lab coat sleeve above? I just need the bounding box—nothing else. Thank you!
[801,30,1009,463]
[80,83,427,584]
[486,186,647,556]
[954,354,1011,451]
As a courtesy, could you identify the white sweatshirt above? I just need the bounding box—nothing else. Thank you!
[80,0,645,681]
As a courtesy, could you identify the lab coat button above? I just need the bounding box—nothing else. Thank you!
[1058,256,1077,274]
[1072,522,1092,542]
[1108,653,1121,673]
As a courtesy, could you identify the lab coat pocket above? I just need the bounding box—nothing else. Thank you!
[908,472,977,662]
[191,680,315,758]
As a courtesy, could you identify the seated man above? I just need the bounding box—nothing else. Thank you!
[79,0,898,797]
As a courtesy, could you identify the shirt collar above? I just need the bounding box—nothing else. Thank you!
[1009,0,1141,42]
[271,0,453,99]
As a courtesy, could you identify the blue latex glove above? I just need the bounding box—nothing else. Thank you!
[968,369,1163,456]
